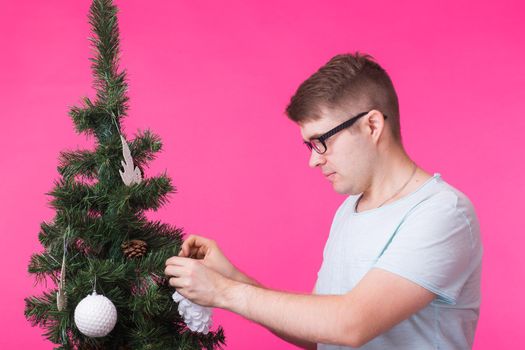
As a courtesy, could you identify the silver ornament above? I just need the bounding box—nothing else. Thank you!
[118,135,142,186]
[56,253,67,311]
[57,232,69,312]
[74,291,117,337]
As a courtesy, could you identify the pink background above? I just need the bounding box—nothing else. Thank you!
[1,0,523,348]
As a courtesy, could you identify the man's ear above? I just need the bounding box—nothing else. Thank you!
[364,109,386,143]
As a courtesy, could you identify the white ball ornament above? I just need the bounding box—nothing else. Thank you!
[74,291,117,337]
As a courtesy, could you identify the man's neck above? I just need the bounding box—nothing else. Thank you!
[356,151,432,211]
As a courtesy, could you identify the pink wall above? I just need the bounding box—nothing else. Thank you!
[2,0,523,348]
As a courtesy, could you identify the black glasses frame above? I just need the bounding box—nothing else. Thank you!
[303,110,388,154]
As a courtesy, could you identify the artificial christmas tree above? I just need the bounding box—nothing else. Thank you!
[24,1,226,348]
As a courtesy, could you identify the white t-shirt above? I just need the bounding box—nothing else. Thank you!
[315,173,483,349]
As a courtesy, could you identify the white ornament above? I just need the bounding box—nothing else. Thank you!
[74,291,117,337]
[119,135,142,186]
[172,291,213,334]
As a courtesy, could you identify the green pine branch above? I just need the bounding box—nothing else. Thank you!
[57,149,98,180]
[130,129,163,166]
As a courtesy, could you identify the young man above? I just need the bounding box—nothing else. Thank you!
[164,53,483,349]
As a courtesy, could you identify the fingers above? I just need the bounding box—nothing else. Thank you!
[164,264,179,276]
[179,235,200,257]
[197,245,207,258]
[165,256,193,266]
[168,276,184,289]
[165,256,201,281]
[178,235,195,257]
[165,264,185,289]
[164,259,204,289]
[178,234,214,259]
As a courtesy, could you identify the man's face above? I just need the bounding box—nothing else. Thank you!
[299,107,377,195]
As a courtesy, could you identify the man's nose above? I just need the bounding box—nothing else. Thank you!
[308,149,326,168]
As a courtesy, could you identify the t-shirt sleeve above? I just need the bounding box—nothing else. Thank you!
[373,191,474,305]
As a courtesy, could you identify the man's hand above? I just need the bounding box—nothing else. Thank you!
[164,256,232,307]
[176,234,239,280]
[170,235,313,348]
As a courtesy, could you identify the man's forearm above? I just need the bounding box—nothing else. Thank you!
[230,270,317,350]
[220,272,356,347]
[230,269,262,287]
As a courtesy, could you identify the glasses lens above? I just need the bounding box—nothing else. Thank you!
[312,139,326,154]
[304,140,326,154]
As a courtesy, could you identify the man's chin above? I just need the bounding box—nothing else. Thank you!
[332,183,350,195]
[332,182,359,196]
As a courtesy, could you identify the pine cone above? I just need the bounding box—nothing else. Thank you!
[121,239,148,258]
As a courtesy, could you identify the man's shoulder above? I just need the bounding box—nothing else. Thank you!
[405,179,480,241]
[424,178,478,217]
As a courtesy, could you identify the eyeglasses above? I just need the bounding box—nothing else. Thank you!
[303,110,388,154]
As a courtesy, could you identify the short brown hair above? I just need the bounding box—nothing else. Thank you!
[285,52,402,144]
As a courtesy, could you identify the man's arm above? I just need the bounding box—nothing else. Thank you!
[230,269,317,350]
[218,267,436,347]
[174,234,316,348]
